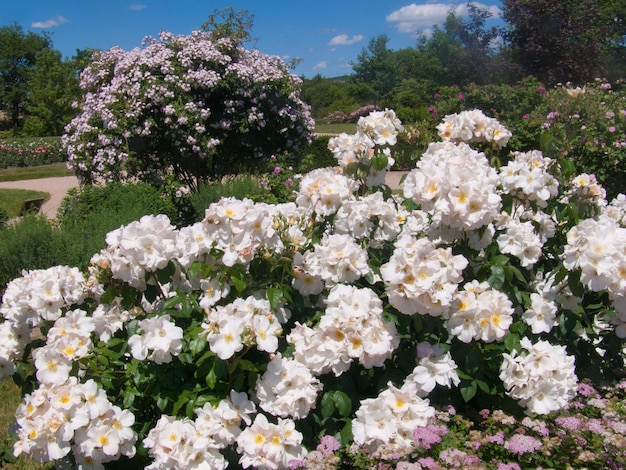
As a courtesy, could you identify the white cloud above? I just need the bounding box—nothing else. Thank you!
[31,16,69,28]
[329,34,365,46]
[129,4,148,10]
[312,61,328,71]
[386,2,501,34]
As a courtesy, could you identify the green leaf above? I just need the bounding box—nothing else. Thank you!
[266,287,283,311]
[156,261,176,284]
[475,379,491,394]
[188,337,208,356]
[232,275,247,293]
[187,261,208,281]
[554,266,569,285]
[340,421,354,445]
[503,264,527,286]
[460,381,477,402]
[123,390,137,409]
[120,284,142,310]
[566,202,580,225]
[144,283,159,303]
[371,152,388,171]
[488,265,505,290]
[156,395,169,411]
[332,391,352,417]
[99,286,115,305]
[568,269,585,298]
[237,359,259,372]
[205,367,217,389]
[504,333,521,352]
[321,393,335,419]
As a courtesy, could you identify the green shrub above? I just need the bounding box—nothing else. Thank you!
[303,135,336,169]
[189,174,266,220]
[0,214,60,291]
[525,78,626,199]
[57,182,178,226]
[0,207,7,228]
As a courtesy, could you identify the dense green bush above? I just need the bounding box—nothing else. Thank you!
[0,137,65,169]
[0,214,60,290]
[57,182,179,227]
[303,135,336,169]
[189,174,266,220]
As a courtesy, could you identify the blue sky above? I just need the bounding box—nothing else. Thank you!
[1,1,502,78]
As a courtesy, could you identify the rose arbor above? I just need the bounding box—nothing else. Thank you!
[2,109,625,468]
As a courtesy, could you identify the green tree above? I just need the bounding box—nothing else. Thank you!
[417,5,505,86]
[502,0,622,86]
[351,35,397,100]
[301,75,374,119]
[23,48,80,136]
[0,24,52,129]
[201,7,255,46]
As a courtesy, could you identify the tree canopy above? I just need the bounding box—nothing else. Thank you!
[0,24,53,128]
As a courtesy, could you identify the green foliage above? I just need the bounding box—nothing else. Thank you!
[0,24,52,129]
[188,174,266,221]
[301,75,370,120]
[23,49,80,136]
[0,182,183,293]
[303,135,336,169]
[502,0,624,86]
[0,214,59,289]
[200,7,255,46]
[57,182,178,227]
[0,162,72,182]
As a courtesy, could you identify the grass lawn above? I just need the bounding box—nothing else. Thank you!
[0,163,72,183]
[0,189,50,219]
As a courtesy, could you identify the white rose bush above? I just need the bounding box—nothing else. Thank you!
[2,105,626,468]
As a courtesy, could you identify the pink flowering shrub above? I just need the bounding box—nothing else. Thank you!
[2,109,625,468]
[62,30,314,190]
